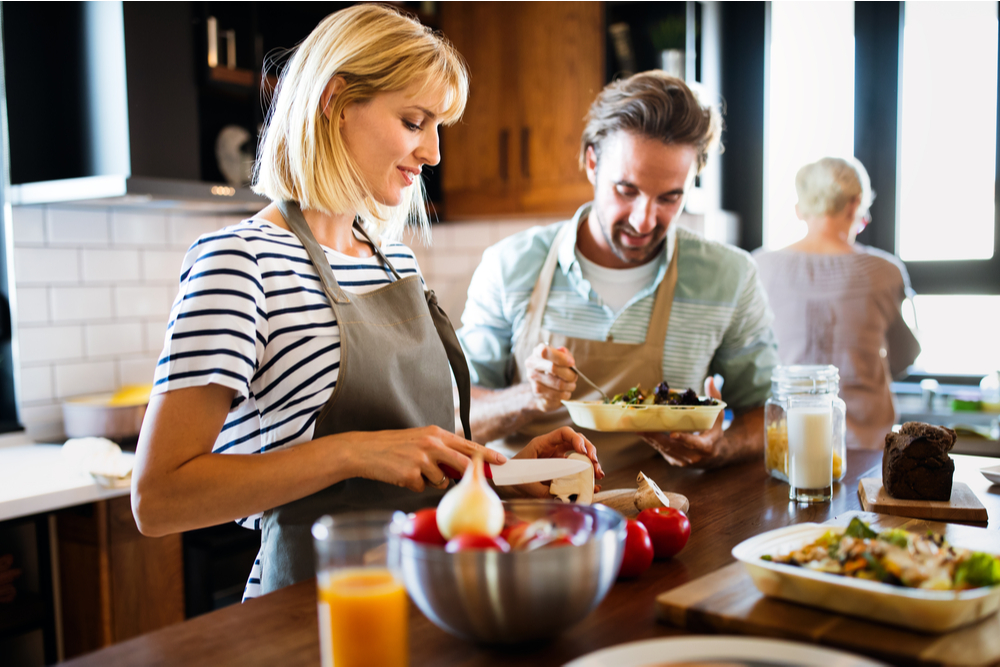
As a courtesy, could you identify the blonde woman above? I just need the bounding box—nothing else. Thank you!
[754,157,919,449]
[131,4,600,598]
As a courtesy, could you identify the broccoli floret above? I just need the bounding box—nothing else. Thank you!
[954,553,1000,588]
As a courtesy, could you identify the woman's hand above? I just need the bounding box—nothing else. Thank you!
[504,426,604,498]
[343,426,506,493]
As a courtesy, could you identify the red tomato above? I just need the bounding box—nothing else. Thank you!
[401,509,446,546]
[617,519,654,579]
[636,507,691,559]
[445,534,511,553]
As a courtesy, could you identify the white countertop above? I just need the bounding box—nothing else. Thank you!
[0,444,132,522]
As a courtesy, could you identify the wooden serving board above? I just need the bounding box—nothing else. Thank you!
[656,512,1000,667]
[859,478,989,522]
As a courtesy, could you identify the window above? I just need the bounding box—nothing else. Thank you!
[898,2,997,262]
[763,1,855,250]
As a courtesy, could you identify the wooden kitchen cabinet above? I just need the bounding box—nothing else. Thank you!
[440,2,603,218]
[56,497,184,659]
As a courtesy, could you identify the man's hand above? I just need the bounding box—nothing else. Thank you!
[524,344,578,412]
[640,377,732,468]
[502,426,604,498]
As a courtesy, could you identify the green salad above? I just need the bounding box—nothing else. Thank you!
[762,518,1000,590]
[606,382,718,407]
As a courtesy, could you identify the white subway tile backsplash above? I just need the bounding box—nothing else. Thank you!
[18,325,84,364]
[14,248,80,284]
[47,208,110,246]
[81,249,141,282]
[119,355,159,387]
[140,250,185,282]
[85,321,144,357]
[16,287,49,324]
[19,366,54,403]
[168,214,230,248]
[11,207,45,244]
[116,285,173,318]
[55,360,116,398]
[112,210,168,246]
[51,286,113,322]
[144,320,169,353]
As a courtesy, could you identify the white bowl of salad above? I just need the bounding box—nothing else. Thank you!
[732,516,1000,633]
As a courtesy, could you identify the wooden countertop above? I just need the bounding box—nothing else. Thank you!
[63,450,1000,666]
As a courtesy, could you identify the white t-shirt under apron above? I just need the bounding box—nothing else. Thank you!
[575,248,663,313]
[152,217,425,600]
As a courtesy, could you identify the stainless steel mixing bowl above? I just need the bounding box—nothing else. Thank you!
[391,500,626,644]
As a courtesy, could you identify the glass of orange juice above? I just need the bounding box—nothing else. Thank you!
[312,511,408,667]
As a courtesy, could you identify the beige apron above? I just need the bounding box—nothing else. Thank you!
[503,214,678,473]
[258,201,473,594]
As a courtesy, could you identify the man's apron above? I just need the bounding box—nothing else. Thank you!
[258,201,473,594]
[502,212,678,473]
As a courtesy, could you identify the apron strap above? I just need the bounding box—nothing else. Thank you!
[351,221,404,282]
[276,201,352,304]
[426,290,473,440]
[642,238,679,349]
[512,219,576,364]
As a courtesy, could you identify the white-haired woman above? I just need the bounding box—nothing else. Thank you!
[754,157,919,450]
[131,4,601,598]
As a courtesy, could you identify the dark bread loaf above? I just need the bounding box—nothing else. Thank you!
[882,422,957,501]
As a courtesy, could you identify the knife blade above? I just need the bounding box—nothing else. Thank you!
[441,458,592,486]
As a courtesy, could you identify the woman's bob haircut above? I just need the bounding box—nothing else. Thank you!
[253,4,468,242]
[795,157,873,220]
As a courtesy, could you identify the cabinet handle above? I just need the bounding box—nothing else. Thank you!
[520,127,530,179]
[499,129,509,182]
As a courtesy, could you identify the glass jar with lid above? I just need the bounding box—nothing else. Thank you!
[764,365,847,484]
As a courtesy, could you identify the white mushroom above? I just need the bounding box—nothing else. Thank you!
[549,453,595,504]
[635,471,671,511]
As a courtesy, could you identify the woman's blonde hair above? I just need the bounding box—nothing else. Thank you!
[795,157,873,220]
[253,4,468,241]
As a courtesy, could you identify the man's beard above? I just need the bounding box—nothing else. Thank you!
[594,207,667,266]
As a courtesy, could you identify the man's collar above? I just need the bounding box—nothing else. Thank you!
[558,202,674,282]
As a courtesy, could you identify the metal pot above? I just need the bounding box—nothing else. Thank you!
[62,394,146,450]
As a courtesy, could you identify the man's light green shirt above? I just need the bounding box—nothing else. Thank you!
[457,205,779,411]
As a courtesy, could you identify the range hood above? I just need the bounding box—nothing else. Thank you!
[2,2,266,213]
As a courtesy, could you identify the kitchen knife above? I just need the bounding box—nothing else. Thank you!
[441,458,592,486]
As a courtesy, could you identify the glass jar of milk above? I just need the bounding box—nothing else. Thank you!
[764,366,847,501]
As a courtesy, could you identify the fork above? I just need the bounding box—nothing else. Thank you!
[570,366,610,402]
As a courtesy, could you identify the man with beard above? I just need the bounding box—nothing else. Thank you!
[456,72,779,471]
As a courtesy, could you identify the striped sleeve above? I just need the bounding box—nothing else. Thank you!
[154,231,266,399]
[710,259,779,411]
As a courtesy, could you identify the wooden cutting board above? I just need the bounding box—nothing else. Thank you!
[656,512,1000,667]
[858,478,989,522]
[592,488,690,517]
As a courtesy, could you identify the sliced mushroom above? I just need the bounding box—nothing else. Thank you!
[635,471,672,511]
[549,453,595,504]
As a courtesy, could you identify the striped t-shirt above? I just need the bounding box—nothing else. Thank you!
[457,204,780,412]
[152,217,424,599]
